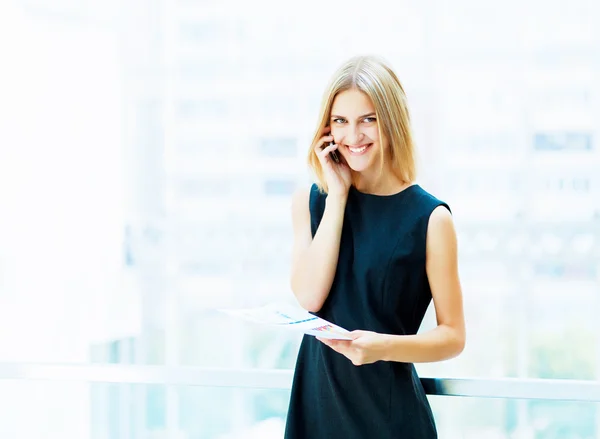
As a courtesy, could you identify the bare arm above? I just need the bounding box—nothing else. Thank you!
[290,188,347,312]
[380,206,466,362]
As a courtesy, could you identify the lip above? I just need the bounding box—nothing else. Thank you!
[345,143,373,155]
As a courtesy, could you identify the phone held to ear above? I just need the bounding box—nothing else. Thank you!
[323,140,341,164]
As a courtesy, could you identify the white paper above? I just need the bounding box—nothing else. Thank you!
[218,302,352,340]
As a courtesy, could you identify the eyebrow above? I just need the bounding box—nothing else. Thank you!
[330,112,376,120]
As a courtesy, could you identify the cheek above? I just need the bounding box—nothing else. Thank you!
[331,128,344,143]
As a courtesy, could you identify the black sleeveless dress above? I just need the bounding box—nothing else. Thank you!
[284,183,450,439]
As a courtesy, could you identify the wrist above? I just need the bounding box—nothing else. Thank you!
[325,192,348,206]
[378,333,395,362]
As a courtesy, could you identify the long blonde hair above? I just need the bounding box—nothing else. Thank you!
[308,55,417,193]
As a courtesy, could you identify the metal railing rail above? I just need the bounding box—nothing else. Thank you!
[0,363,598,402]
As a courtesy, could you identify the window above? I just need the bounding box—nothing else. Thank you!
[573,177,590,192]
[258,137,297,158]
[178,59,230,80]
[264,179,296,196]
[534,132,593,151]
[544,176,591,193]
[177,99,228,119]
[179,21,224,44]
[177,177,231,197]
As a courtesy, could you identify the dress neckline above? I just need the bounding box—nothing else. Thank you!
[349,183,419,198]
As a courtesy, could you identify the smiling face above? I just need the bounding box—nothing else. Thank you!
[308,56,418,194]
[329,88,386,174]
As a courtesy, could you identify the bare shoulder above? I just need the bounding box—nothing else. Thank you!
[429,205,453,228]
[426,205,457,254]
[412,185,453,230]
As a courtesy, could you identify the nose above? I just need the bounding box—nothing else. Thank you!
[345,124,364,145]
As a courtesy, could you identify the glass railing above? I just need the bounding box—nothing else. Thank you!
[1,363,598,439]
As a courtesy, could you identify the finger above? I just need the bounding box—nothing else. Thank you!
[313,136,334,152]
[348,331,362,340]
[321,340,344,354]
[334,340,352,348]
[316,143,338,158]
[324,339,351,350]
[317,337,342,348]
[325,339,339,347]
[317,337,333,347]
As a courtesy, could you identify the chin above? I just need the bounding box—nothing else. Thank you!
[343,153,378,173]
[341,143,378,172]
[346,160,372,173]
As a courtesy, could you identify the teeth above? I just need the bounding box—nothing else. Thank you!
[349,145,369,153]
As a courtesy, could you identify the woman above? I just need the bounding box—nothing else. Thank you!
[285,55,466,438]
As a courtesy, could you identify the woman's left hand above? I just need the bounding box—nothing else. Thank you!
[317,330,388,366]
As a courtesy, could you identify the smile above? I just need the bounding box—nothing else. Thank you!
[346,143,373,155]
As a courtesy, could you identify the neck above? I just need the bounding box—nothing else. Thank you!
[352,169,408,196]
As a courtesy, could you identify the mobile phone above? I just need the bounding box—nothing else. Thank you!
[324,140,341,164]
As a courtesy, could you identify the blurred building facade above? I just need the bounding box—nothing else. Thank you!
[0,0,599,438]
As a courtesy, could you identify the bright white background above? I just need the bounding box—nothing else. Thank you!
[0,0,599,437]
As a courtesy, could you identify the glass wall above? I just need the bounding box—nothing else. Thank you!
[0,380,597,438]
[0,0,599,437]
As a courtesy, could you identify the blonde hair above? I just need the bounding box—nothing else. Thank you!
[308,55,417,193]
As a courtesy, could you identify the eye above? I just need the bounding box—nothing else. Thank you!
[332,118,346,124]
[363,117,377,123]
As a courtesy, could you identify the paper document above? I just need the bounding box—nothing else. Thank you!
[218,302,352,340]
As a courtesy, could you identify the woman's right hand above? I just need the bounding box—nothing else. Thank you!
[314,128,352,198]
